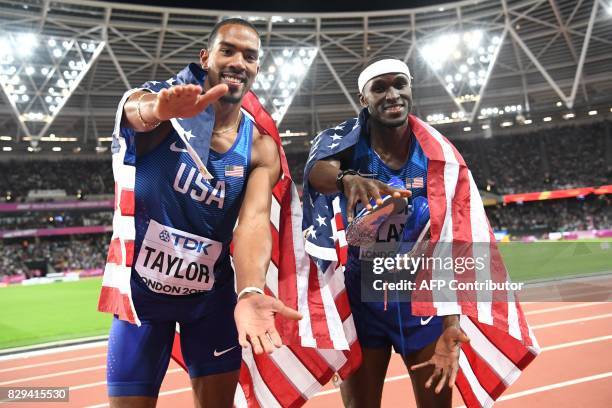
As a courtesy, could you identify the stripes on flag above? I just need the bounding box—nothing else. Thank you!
[407,176,424,189]
[225,165,244,178]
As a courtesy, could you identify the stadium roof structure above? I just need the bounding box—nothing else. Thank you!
[0,0,611,151]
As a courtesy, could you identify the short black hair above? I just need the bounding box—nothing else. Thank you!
[207,18,260,50]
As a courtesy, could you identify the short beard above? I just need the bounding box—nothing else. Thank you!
[219,93,242,104]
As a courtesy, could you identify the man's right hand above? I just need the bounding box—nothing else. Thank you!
[343,174,411,222]
[152,83,229,121]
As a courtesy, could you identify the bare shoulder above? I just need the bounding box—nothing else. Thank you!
[250,125,280,169]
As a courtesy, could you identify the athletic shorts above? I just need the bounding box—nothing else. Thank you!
[345,272,443,355]
[106,286,241,397]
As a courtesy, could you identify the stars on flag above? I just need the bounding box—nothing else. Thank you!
[315,214,327,226]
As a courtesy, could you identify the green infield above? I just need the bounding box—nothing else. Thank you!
[0,277,111,350]
[0,239,610,350]
[500,240,612,282]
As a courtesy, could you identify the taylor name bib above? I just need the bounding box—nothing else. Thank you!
[135,220,222,295]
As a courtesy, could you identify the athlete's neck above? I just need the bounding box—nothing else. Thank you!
[369,120,411,165]
[203,78,242,131]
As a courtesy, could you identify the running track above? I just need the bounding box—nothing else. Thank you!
[1,300,611,407]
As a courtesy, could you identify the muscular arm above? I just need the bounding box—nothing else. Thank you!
[232,131,281,294]
[232,131,301,354]
[121,84,229,132]
[308,147,410,222]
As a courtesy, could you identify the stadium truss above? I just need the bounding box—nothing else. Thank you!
[0,0,610,150]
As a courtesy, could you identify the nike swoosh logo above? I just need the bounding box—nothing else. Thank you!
[213,346,237,357]
[420,316,434,325]
[169,141,188,153]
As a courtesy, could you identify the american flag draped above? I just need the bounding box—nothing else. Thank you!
[98,63,361,407]
[302,109,540,408]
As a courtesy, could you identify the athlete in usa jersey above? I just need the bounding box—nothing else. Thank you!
[307,58,469,408]
[104,19,301,407]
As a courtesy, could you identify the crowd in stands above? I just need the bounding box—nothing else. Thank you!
[487,195,611,234]
[0,122,609,278]
[0,160,113,201]
[0,235,109,278]
[0,211,113,231]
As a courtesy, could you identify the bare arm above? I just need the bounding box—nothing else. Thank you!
[308,154,411,222]
[121,84,229,133]
[233,131,302,354]
[233,132,280,293]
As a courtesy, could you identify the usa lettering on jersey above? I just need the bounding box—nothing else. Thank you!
[173,163,226,209]
[135,220,222,295]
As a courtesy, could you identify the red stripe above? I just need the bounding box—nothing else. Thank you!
[171,332,186,370]
[471,317,537,370]
[119,189,135,216]
[461,342,506,399]
[307,262,334,348]
[270,224,280,267]
[455,369,483,408]
[452,164,477,316]
[238,362,262,408]
[275,178,300,344]
[335,290,352,322]
[253,352,306,408]
[106,238,122,264]
[124,239,135,267]
[287,345,335,385]
[337,340,362,380]
[97,286,135,323]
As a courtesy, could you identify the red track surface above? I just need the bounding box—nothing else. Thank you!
[1,301,611,407]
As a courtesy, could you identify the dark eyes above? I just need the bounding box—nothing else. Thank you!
[372,82,407,93]
[220,48,257,62]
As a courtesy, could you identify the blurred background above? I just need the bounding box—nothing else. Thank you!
[0,0,610,349]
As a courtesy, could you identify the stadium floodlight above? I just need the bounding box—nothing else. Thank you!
[419,28,506,122]
[0,32,104,144]
[252,46,317,124]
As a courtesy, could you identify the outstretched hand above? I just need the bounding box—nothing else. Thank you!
[343,174,411,222]
[410,325,470,393]
[153,83,228,121]
[234,293,302,355]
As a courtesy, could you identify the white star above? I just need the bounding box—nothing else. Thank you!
[334,123,345,131]
[184,129,195,140]
[304,225,317,239]
[316,214,327,226]
[330,134,343,141]
[309,228,317,239]
[166,77,176,85]
[149,81,160,85]
[328,142,339,149]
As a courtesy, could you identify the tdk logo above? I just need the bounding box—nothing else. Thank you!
[171,233,211,254]
[159,230,171,242]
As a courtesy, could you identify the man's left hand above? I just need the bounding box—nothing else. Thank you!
[234,293,302,354]
[410,324,470,393]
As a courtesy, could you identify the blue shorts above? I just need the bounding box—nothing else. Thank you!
[106,285,241,397]
[345,272,443,355]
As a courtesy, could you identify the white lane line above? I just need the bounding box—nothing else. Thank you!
[0,353,106,373]
[540,335,612,352]
[532,313,612,330]
[70,368,184,392]
[0,341,107,362]
[0,365,106,385]
[495,371,612,402]
[314,373,412,397]
[312,335,612,398]
[455,371,612,407]
[524,302,605,316]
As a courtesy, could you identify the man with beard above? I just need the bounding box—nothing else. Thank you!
[305,57,470,407]
[100,18,301,408]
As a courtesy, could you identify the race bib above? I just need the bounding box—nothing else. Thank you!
[135,220,222,295]
[359,210,410,260]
